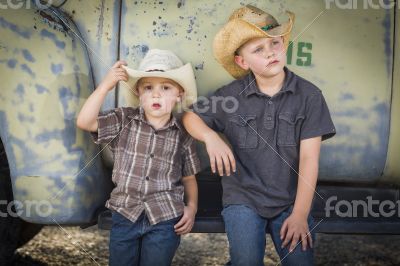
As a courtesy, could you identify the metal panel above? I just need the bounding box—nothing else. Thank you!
[60,0,121,111]
[119,0,393,182]
[383,3,400,184]
[0,5,111,224]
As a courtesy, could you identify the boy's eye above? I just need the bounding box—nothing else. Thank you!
[144,85,152,91]
[272,40,282,46]
[162,85,170,90]
[254,47,263,53]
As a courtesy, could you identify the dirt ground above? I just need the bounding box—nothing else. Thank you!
[12,226,400,266]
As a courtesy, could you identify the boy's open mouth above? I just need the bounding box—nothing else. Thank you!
[152,103,161,109]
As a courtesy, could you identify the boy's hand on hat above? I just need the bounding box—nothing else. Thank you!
[204,132,236,176]
[174,205,196,235]
[99,60,128,91]
[280,213,313,252]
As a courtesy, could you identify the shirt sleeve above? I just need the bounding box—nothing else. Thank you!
[181,133,201,177]
[300,91,336,141]
[90,107,125,149]
[190,88,228,132]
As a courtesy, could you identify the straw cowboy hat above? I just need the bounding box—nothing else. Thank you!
[122,49,197,109]
[213,5,295,79]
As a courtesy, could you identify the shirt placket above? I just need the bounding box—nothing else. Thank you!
[264,97,276,130]
[141,128,157,203]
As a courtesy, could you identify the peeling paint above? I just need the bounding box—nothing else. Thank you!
[195,62,204,70]
[0,17,32,39]
[339,93,354,101]
[40,29,66,49]
[22,49,35,62]
[0,5,110,224]
[96,0,105,40]
[18,113,35,123]
[20,63,35,77]
[382,8,392,75]
[7,58,17,68]
[35,84,50,94]
[15,84,25,100]
[177,0,186,8]
[51,63,64,74]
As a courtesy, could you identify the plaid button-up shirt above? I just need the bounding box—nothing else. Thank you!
[91,107,201,225]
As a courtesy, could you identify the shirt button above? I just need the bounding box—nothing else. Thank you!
[145,176,149,181]
[150,154,154,158]
[268,100,273,105]
[266,116,272,121]
[154,131,158,135]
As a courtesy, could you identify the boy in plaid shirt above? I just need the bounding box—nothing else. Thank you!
[77,49,201,266]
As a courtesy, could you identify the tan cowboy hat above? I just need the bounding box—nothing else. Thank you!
[122,49,197,109]
[213,5,295,79]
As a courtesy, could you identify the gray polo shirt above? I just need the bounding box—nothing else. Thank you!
[192,67,336,218]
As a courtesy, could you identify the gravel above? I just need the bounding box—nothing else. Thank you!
[13,226,400,265]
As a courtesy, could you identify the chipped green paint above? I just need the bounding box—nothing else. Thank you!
[286,41,313,66]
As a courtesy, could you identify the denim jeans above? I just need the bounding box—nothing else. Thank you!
[109,211,180,266]
[222,204,315,266]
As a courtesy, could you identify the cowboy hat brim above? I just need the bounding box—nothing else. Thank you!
[213,11,295,79]
[122,63,198,108]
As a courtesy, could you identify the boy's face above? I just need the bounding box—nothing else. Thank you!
[137,77,183,120]
[234,36,286,78]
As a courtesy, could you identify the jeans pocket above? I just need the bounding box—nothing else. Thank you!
[228,115,258,149]
[277,112,304,146]
[111,211,130,227]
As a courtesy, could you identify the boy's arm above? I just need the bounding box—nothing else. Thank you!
[174,175,198,235]
[280,136,321,252]
[76,60,128,132]
[182,111,236,176]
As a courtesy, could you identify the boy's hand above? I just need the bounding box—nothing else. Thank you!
[174,205,197,235]
[99,60,128,91]
[204,132,236,176]
[280,212,313,252]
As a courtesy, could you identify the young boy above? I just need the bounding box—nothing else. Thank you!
[77,49,201,266]
[183,5,336,266]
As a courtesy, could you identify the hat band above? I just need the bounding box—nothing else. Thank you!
[145,69,165,72]
[260,23,280,32]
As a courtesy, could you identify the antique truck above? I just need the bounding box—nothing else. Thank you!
[1,0,400,262]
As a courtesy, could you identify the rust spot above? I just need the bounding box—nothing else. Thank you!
[38,10,68,33]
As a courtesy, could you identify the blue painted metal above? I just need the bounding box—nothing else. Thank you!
[0,5,112,224]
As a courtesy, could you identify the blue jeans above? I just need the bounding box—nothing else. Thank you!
[222,204,315,266]
[109,211,180,266]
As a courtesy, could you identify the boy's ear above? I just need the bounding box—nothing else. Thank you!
[133,85,140,96]
[234,55,249,71]
[177,90,184,102]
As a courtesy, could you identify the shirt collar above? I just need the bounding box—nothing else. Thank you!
[131,107,183,132]
[243,67,297,97]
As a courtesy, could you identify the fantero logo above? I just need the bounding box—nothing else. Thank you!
[0,0,53,10]
[325,196,400,218]
[0,200,53,218]
[325,0,397,10]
